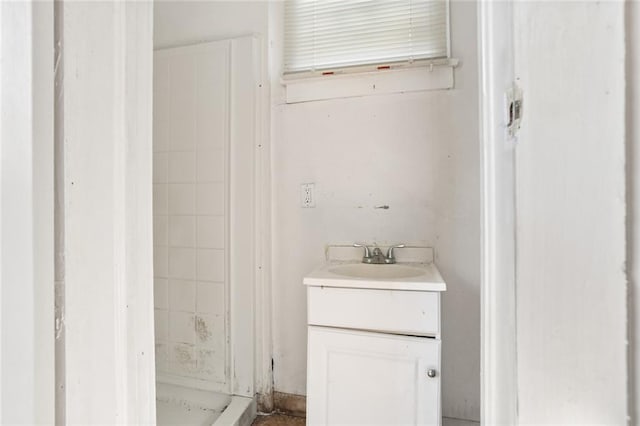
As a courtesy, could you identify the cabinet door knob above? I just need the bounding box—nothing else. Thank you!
[427,369,437,378]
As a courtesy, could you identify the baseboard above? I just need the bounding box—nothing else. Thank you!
[272,391,306,418]
[256,392,274,414]
[260,393,476,424]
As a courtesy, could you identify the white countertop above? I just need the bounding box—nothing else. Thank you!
[303,261,447,292]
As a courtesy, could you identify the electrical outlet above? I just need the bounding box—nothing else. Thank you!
[301,183,315,208]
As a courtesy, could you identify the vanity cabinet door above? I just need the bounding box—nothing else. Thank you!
[307,326,441,426]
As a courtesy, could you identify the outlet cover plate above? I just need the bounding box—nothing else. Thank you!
[301,183,315,208]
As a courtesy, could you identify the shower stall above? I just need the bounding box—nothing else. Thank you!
[152,36,267,426]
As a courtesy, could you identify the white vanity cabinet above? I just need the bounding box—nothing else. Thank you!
[304,261,446,426]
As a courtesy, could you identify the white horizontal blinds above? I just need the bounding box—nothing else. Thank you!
[284,0,448,74]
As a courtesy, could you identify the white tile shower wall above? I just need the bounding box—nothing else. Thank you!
[153,43,230,387]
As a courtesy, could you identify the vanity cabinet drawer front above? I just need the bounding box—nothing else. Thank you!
[307,286,440,336]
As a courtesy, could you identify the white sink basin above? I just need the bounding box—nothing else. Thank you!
[304,261,446,292]
[328,263,425,279]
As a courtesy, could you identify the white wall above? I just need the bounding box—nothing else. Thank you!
[432,5,480,419]
[154,1,481,421]
[629,1,640,422]
[514,2,627,423]
[270,1,480,420]
[154,1,268,50]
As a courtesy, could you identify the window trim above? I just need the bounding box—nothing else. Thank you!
[281,57,458,82]
[282,58,459,104]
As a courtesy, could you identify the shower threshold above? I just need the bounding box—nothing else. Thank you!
[156,382,255,426]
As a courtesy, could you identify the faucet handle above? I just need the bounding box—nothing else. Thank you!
[353,243,371,259]
[386,244,406,262]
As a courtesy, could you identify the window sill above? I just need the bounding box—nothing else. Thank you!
[282,59,458,104]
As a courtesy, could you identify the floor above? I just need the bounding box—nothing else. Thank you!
[251,414,478,426]
[252,414,306,426]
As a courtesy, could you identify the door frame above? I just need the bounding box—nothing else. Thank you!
[0,1,55,423]
[0,0,518,421]
[477,0,518,424]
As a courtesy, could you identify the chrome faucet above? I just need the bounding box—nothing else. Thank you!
[353,243,405,264]
[385,244,405,264]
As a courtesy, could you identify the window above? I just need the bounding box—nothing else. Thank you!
[284,0,449,76]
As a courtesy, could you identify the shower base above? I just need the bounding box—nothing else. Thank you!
[156,382,255,426]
